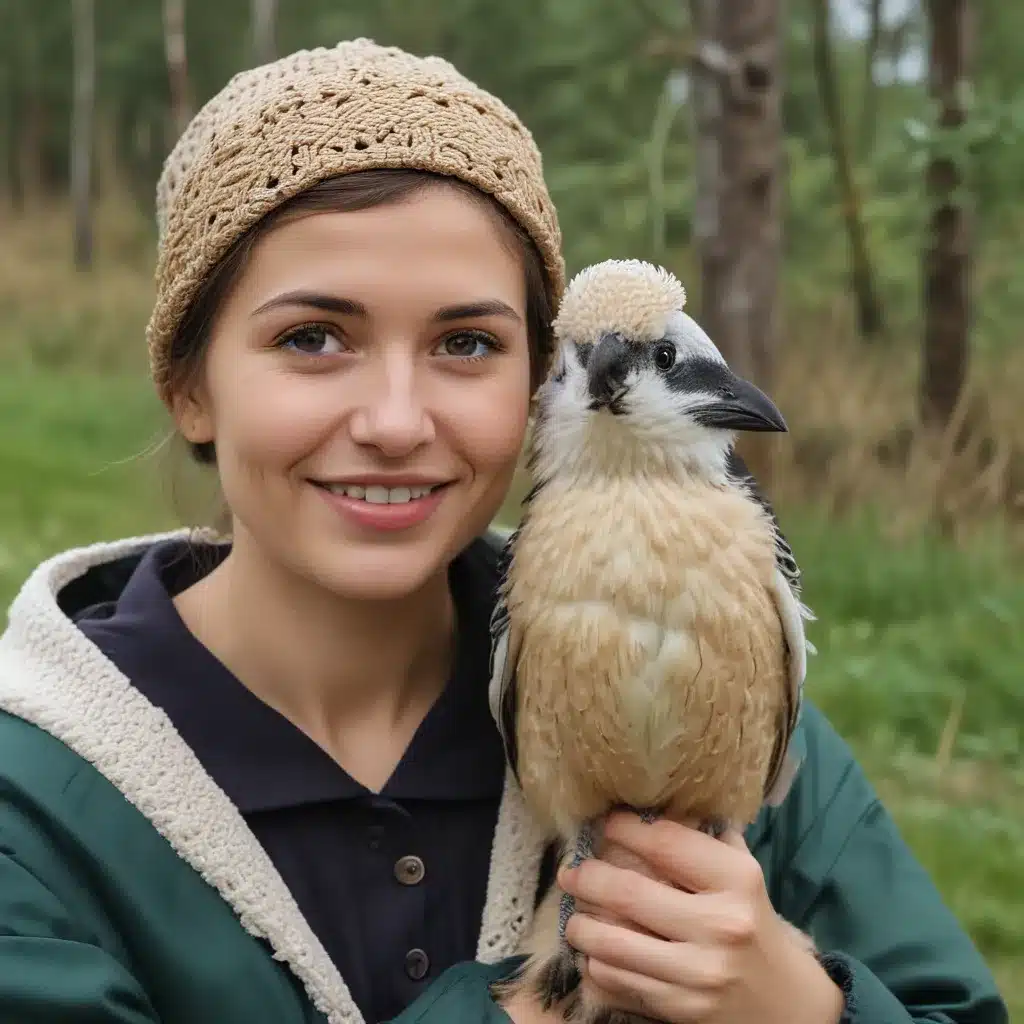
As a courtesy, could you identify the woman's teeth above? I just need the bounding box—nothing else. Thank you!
[324,484,439,504]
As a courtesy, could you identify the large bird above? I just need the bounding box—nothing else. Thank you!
[488,260,814,1024]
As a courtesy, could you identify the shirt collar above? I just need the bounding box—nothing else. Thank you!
[73,537,506,812]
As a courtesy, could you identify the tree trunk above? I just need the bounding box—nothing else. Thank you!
[163,0,192,142]
[1,52,19,208]
[15,7,44,207]
[71,0,96,270]
[920,0,975,428]
[688,0,784,392]
[811,0,884,341]
[859,0,883,154]
[251,0,278,66]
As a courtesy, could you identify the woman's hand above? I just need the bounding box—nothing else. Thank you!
[558,811,844,1024]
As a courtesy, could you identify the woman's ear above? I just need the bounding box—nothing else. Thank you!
[172,386,215,446]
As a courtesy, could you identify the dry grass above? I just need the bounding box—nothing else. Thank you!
[0,196,157,376]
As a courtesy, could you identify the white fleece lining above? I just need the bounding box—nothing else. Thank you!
[0,531,548,1024]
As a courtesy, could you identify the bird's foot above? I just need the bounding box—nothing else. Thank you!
[540,815,668,1023]
[558,819,595,947]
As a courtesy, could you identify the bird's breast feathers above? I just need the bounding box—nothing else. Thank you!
[502,476,794,833]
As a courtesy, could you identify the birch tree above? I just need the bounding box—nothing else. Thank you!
[251,0,277,67]
[163,0,191,142]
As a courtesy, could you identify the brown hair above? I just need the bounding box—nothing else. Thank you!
[166,167,554,466]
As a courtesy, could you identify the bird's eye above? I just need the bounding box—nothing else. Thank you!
[653,343,676,371]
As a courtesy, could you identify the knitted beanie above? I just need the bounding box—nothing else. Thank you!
[147,38,565,405]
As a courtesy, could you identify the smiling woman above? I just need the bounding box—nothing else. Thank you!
[166,173,545,603]
[0,39,569,1024]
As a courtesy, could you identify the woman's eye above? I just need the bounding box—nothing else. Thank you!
[277,324,346,356]
[436,330,498,360]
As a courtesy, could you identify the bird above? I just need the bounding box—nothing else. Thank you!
[487,259,815,1024]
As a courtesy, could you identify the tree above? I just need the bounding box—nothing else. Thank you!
[251,0,277,67]
[687,0,784,391]
[920,0,975,428]
[163,0,191,143]
[859,0,883,154]
[70,0,95,269]
[810,0,884,341]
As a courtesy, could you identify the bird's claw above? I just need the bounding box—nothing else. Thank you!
[559,820,596,953]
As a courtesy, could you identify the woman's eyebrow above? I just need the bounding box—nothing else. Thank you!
[250,293,521,323]
[433,300,522,323]
[251,291,368,317]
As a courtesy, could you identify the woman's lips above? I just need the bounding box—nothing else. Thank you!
[313,481,451,532]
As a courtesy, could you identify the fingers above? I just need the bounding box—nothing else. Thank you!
[602,811,763,897]
[559,857,694,939]
[560,857,757,946]
[581,958,718,1023]
[565,913,730,988]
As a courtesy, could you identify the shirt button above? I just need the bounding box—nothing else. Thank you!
[394,855,425,885]
[404,947,429,981]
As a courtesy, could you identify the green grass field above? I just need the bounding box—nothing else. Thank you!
[1,361,1021,1016]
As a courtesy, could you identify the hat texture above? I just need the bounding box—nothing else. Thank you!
[148,38,564,404]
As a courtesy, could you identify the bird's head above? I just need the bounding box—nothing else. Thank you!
[533,259,787,483]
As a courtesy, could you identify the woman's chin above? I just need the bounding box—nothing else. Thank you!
[298,540,460,603]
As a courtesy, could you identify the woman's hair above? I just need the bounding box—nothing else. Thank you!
[166,168,553,466]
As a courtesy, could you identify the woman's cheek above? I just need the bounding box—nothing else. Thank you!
[225,376,348,469]
[454,377,532,469]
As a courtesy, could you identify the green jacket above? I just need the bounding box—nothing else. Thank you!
[0,534,1008,1024]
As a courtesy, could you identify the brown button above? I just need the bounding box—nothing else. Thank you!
[394,855,425,886]
[404,947,429,981]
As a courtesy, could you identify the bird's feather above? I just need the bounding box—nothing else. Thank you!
[488,533,521,784]
[726,450,805,598]
[724,451,815,805]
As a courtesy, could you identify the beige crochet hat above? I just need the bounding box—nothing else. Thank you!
[148,38,565,405]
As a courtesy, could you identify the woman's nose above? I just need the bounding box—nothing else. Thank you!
[347,352,436,457]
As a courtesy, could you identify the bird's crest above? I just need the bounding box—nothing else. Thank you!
[553,259,687,347]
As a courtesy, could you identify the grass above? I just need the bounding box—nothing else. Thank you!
[1,200,1021,1017]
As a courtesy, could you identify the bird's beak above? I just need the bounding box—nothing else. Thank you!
[691,375,788,433]
[587,332,632,410]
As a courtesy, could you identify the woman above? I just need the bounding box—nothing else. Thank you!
[0,39,1006,1024]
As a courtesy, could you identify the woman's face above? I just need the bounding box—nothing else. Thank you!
[177,186,532,600]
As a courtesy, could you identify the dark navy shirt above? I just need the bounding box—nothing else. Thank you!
[72,537,553,1024]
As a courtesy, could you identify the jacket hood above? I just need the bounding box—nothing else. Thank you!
[0,530,547,1024]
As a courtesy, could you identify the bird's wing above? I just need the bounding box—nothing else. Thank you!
[727,451,804,598]
[488,520,524,786]
[726,451,815,806]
